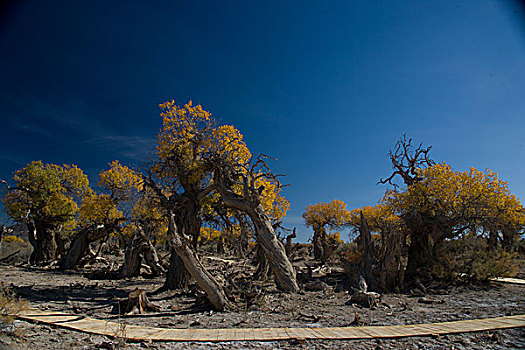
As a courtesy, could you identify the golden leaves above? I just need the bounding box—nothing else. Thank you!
[99,160,143,199]
[302,199,351,230]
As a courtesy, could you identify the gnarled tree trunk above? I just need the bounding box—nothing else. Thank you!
[312,226,328,263]
[62,224,107,269]
[219,191,299,293]
[120,227,165,278]
[378,230,405,291]
[405,228,434,281]
[253,242,269,279]
[62,220,123,270]
[164,199,202,291]
[166,210,230,311]
[165,251,191,290]
[27,221,61,265]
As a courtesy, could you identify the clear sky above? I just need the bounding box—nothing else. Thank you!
[1,1,524,242]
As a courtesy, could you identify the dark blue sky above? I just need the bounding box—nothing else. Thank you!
[1,1,524,241]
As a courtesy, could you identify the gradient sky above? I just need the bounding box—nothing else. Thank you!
[1,1,524,241]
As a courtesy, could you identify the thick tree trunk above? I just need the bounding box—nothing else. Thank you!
[405,229,434,281]
[28,222,60,265]
[357,212,377,290]
[219,191,299,292]
[502,227,518,252]
[62,225,107,269]
[164,199,202,291]
[253,242,269,279]
[250,206,298,292]
[487,230,499,251]
[165,251,191,290]
[224,198,298,292]
[166,210,230,311]
[379,231,405,291]
[312,226,328,262]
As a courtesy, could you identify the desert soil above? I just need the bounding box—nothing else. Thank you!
[0,251,524,350]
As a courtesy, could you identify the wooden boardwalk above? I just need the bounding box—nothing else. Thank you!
[16,309,525,342]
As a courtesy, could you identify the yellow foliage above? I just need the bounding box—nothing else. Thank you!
[99,160,143,200]
[2,161,91,229]
[349,203,402,234]
[2,235,24,244]
[156,101,252,190]
[255,177,290,221]
[200,227,222,242]
[385,163,525,235]
[78,193,123,226]
[328,231,344,244]
[212,125,252,165]
[302,199,351,231]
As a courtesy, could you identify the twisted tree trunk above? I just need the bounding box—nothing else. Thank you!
[219,191,299,293]
[120,228,164,278]
[166,210,230,311]
[62,224,106,269]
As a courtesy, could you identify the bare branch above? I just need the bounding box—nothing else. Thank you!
[379,134,435,188]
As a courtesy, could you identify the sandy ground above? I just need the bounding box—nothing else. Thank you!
[0,254,524,350]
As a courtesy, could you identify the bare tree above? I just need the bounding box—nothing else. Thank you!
[379,134,434,188]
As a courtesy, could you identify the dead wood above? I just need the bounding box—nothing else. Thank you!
[115,288,160,315]
[303,280,327,292]
[119,228,165,279]
[346,291,381,308]
[285,229,296,257]
[297,311,320,322]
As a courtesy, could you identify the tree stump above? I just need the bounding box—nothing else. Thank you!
[347,291,381,308]
[116,288,160,315]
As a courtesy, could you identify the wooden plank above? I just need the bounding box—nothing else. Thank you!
[287,327,314,339]
[241,327,256,341]
[14,310,525,342]
[314,327,346,339]
[268,327,292,340]
[336,327,374,339]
